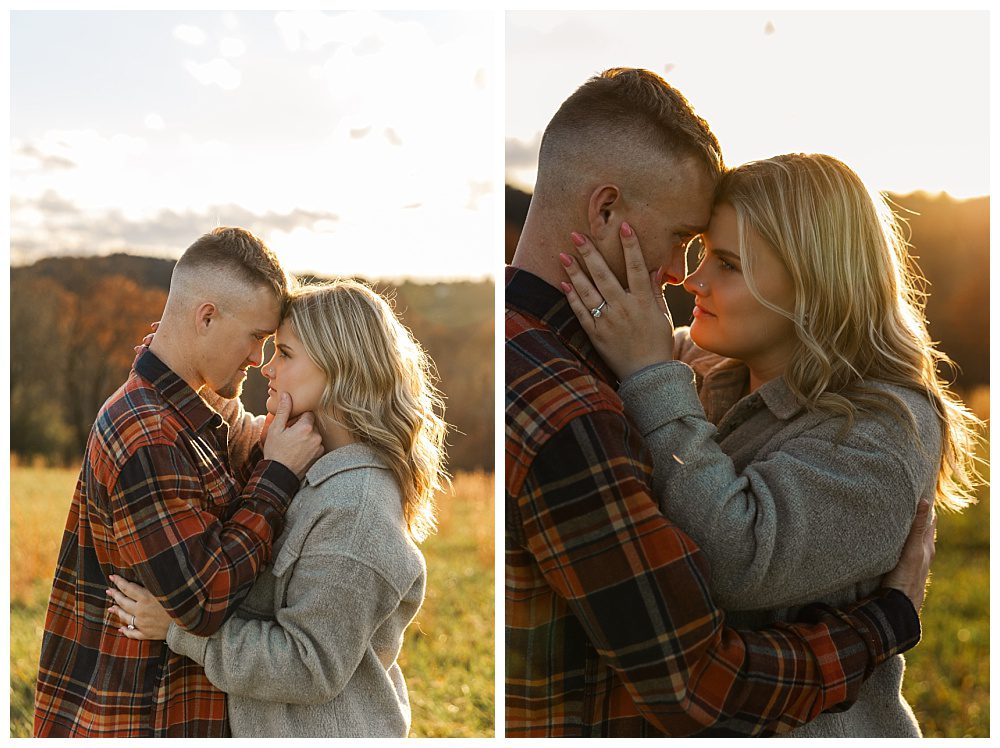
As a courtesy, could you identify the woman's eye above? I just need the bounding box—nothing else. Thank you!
[719,258,737,272]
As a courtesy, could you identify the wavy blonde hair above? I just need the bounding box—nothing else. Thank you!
[286,280,448,541]
[717,153,982,512]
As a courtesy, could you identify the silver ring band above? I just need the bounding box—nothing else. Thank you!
[128,614,136,631]
[590,300,608,318]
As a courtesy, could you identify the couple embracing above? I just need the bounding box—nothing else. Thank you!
[505,68,980,737]
[34,227,448,737]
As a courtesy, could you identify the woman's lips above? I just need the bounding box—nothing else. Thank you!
[692,304,716,319]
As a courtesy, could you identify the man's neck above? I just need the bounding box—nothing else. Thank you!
[148,333,205,394]
[510,201,581,290]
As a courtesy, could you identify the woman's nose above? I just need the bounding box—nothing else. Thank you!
[683,271,705,296]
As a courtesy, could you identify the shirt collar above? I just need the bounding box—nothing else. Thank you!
[693,349,804,422]
[505,266,618,384]
[134,348,224,433]
[303,442,390,487]
[756,375,805,420]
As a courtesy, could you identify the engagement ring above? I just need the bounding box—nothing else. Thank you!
[591,301,608,318]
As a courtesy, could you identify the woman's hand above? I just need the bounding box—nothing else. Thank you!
[107,574,173,641]
[561,222,675,380]
[132,321,158,367]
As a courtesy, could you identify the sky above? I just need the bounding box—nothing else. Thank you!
[10,10,494,282]
[506,11,989,199]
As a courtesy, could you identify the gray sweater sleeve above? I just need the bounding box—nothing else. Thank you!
[619,362,928,611]
[167,546,401,704]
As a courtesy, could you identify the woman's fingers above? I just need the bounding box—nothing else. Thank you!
[570,231,627,305]
[106,587,136,614]
[560,252,605,315]
[561,281,598,330]
[110,574,150,600]
[108,604,133,627]
[118,625,148,640]
[620,222,652,300]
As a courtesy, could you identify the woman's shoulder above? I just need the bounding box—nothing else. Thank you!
[289,444,424,584]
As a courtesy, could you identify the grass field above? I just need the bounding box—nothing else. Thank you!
[9,465,494,738]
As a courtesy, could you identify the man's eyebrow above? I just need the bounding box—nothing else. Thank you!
[253,329,274,336]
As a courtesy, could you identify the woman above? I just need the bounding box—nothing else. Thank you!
[107,279,448,737]
[560,153,981,737]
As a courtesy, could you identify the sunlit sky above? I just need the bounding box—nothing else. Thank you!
[506,11,989,199]
[11,10,494,282]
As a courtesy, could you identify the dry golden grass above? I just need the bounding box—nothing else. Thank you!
[9,464,495,738]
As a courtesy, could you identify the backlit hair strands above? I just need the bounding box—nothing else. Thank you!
[286,280,448,542]
[718,153,983,512]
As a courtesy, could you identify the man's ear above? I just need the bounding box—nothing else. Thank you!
[587,184,622,241]
[194,302,218,337]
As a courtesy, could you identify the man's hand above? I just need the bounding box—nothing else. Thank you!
[882,500,937,611]
[262,391,324,479]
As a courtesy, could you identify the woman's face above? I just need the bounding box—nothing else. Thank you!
[262,320,327,418]
[683,202,798,376]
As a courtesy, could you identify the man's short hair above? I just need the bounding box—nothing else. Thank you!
[539,67,724,181]
[175,226,291,309]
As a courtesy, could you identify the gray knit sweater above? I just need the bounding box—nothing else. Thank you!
[617,329,940,738]
[166,442,426,738]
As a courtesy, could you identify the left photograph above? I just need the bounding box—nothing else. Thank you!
[10,11,494,738]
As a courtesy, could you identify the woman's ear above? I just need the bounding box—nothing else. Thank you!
[587,184,621,241]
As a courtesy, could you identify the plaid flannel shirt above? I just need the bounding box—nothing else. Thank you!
[504,266,920,737]
[34,349,299,737]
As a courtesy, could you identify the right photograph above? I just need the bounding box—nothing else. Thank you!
[505,10,989,739]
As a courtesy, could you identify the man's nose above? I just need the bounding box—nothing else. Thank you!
[663,247,688,285]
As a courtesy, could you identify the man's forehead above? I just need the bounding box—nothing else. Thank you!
[227,288,281,330]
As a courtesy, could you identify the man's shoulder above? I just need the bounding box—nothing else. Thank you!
[505,307,628,501]
[90,372,186,469]
[506,308,623,423]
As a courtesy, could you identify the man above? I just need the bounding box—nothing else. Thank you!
[505,68,935,737]
[34,227,325,737]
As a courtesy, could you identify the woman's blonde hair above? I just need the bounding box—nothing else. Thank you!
[717,153,982,511]
[285,280,448,541]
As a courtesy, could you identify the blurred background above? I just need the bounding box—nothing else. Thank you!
[506,10,988,738]
[10,10,493,737]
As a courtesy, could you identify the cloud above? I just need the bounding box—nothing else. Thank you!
[144,113,165,130]
[173,25,207,45]
[10,195,339,265]
[505,135,541,169]
[183,58,241,90]
[220,37,246,57]
[13,143,77,171]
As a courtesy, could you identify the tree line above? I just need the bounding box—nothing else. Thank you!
[11,256,493,472]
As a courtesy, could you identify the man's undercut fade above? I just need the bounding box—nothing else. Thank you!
[538,67,724,189]
[175,226,292,312]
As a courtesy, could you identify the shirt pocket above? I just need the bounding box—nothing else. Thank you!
[270,520,311,606]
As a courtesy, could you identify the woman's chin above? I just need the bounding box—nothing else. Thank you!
[264,395,276,415]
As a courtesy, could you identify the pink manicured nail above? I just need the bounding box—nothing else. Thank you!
[558,252,573,267]
[621,222,633,238]
[560,282,573,294]
[570,232,586,247]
